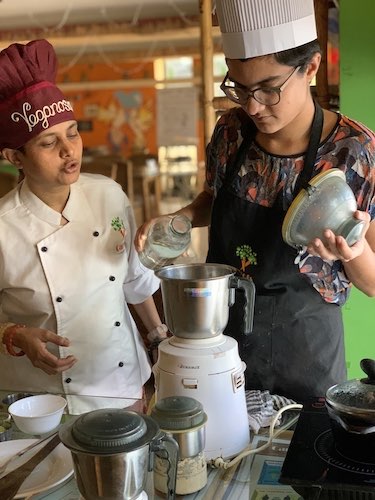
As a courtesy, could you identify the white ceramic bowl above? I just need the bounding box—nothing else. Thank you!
[9,394,67,435]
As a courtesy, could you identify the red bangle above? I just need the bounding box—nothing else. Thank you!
[3,324,26,357]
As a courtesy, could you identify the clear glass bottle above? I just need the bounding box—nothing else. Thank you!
[139,215,192,270]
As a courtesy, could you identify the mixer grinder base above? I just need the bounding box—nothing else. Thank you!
[154,334,250,460]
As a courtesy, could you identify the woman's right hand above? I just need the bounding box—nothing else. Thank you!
[134,191,210,253]
[134,217,159,253]
[15,326,77,375]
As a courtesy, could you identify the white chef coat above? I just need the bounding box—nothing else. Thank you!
[0,173,159,414]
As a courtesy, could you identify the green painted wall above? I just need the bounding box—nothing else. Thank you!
[340,0,375,378]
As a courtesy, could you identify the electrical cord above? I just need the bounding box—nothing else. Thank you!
[208,403,303,469]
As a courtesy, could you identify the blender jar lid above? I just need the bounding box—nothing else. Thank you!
[151,396,207,431]
[68,409,159,453]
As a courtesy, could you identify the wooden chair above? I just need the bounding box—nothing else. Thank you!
[127,154,162,222]
[114,158,145,226]
[80,155,144,226]
[80,156,118,181]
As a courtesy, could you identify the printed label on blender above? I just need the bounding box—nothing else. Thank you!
[184,288,211,298]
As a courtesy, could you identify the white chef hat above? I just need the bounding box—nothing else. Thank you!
[215,0,317,59]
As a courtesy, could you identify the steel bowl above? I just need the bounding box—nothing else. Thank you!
[2,393,34,407]
[282,169,366,248]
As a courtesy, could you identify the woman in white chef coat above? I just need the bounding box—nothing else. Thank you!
[0,39,165,414]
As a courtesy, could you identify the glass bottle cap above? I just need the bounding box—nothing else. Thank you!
[170,215,192,235]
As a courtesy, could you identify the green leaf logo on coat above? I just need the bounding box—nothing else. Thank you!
[111,216,125,233]
[236,244,257,273]
[111,216,126,253]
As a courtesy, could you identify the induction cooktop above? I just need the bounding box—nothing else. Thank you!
[279,397,375,499]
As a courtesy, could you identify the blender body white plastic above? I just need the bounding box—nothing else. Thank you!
[153,335,250,460]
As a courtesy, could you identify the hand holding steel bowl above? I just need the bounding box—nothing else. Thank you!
[325,358,375,462]
[282,169,366,248]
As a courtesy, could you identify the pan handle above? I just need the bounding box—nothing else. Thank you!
[360,358,375,384]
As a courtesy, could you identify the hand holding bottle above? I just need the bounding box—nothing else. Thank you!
[137,215,192,270]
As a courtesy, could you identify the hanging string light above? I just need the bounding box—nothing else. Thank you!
[130,4,144,26]
[94,39,159,76]
[99,1,194,27]
[18,1,199,75]
[57,40,89,75]
[26,1,74,32]
[168,0,195,25]
[99,6,134,27]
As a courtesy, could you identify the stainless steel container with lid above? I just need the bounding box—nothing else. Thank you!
[59,408,179,500]
[151,396,208,495]
[325,358,375,462]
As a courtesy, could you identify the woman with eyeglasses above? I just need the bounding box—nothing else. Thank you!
[135,0,375,402]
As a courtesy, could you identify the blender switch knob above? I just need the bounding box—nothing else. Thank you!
[182,378,198,389]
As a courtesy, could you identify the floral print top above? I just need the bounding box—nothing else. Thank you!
[206,108,375,305]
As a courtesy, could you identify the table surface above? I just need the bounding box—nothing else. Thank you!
[29,433,301,500]
[0,391,302,499]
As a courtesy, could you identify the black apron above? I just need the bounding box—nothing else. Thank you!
[206,104,347,403]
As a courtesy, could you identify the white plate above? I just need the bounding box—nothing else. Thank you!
[0,439,74,498]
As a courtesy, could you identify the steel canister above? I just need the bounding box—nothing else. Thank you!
[151,396,208,495]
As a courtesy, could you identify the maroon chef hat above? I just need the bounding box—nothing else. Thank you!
[0,39,75,150]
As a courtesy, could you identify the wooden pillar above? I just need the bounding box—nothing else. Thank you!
[198,0,216,192]
[314,0,330,109]
[199,0,216,147]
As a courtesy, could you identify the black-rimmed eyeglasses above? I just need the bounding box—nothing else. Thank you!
[220,66,301,106]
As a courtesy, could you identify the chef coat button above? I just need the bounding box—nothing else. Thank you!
[109,275,116,281]
[93,231,100,237]
[115,321,121,327]
[56,296,63,302]
[118,362,124,367]
[41,246,48,252]
[65,377,72,383]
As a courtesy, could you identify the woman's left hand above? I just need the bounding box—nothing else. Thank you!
[306,210,371,262]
